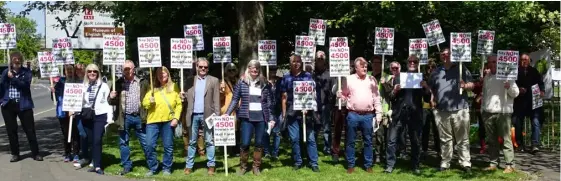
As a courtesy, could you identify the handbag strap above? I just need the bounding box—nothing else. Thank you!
[159,88,175,116]
[90,83,103,109]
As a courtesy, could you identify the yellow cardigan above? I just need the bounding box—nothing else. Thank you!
[142,83,183,124]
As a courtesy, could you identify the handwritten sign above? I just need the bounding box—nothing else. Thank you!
[212,36,231,63]
[293,81,317,111]
[295,35,315,63]
[103,35,126,65]
[477,30,495,55]
[309,18,326,46]
[52,37,75,65]
[0,23,16,49]
[532,84,543,110]
[183,24,204,51]
[496,50,519,80]
[374,27,394,55]
[258,40,277,66]
[329,47,350,77]
[213,116,236,146]
[399,73,423,89]
[422,20,446,46]
[38,51,59,78]
[62,83,85,112]
[329,37,348,48]
[137,37,162,68]
[170,38,194,69]
[450,32,472,62]
[409,38,429,65]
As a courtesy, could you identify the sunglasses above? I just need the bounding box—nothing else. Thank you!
[198,66,208,69]
[391,67,399,70]
[87,70,98,73]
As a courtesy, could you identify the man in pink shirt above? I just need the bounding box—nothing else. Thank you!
[337,57,382,174]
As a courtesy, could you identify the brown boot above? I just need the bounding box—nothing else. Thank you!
[182,136,189,157]
[253,147,263,175]
[238,148,249,175]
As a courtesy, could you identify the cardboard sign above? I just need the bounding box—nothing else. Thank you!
[183,24,204,51]
[102,35,126,65]
[329,47,350,77]
[137,37,162,68]
[329,37,348,48]
[552,68,561,81]
[38,51,59,78]
[409,38,429,65]
[295,35,315,63]
[0,23,16,49]
[400,73,423,89]
[62,83,85,112]
[309,18,326,46]
[258,40,277,66]
[496,50,519,80]
[293,81,317,111]
[476,30,495,55]
[422,20,446,46]
[213,116,236,146]
[374,27,394,55]
[115,65,123,78]
[532,84,543,110]
[450,32,472,62]
[170,38,194,69]
[52,37,75,65]
[212,36,231,63]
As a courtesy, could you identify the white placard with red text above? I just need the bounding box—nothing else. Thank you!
[137,37,162,68]
[422,20,446,46]
[212,36,231,63]
[103,35,126,65]
[329,37,348,48]
[183,24,204,51]
[329,47,350,77]
[409,38,429,65]
[374,27,394,55]
[450,32,471,62]
[213,116,236,146]
[293,81,317,111]
[309,18,326,46]
[258,40,277,66]
[52,37,75,65]
[38,51,59,78]
[0,23,16,49]
[295,35,315,63]
[62,83,85,112]
[477,30,495,55]
[532,84,543,110]
[496,50,519,80]
[170,38,194,69]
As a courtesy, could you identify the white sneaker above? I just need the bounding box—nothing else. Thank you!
[89,163,93,167]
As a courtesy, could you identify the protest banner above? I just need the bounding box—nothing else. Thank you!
[62,83,85,143]
[171,38,194,92]
[496,50,519,80]
[309,18,326,46]
[532,84,543,110]
[329,37,348,48]
[374,27,394,55]
[293,81,316,142]
[213,36,232,82]
[103,35,126,65]
[295,35,315,63]
[52,37,75,66]
[137,37,162,92]
[184,24,204,51]
[450,32,472,94]
[399,73,423,89]
[409,38,429,66]
[0,23,16,49]
[477,30,495,77]
[329,46,350,110]
[422,19,446,49]
[213,115,236,176]
[258,40,277,79]
[38,51,58,105]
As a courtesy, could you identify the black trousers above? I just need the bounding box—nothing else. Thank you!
[1,100,39,156]
[422,109,440,153]
[386,107,421,169]
[58,116,80,156]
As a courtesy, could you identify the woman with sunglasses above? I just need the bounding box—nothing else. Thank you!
[221,63,241,155]
[81,64,113,174]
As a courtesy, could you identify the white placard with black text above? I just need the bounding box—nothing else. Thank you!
[170,38,194,69]
[137,37,162,68]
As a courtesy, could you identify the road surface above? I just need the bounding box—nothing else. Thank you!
[0,82,56,127]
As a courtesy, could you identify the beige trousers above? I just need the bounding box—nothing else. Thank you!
[433,109,472,168]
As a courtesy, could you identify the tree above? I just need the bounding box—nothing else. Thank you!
[236,1,265,73]
[8,15,41,62]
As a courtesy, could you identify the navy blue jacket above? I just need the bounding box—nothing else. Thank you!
[225,76,274,122]
[0,67,34,110]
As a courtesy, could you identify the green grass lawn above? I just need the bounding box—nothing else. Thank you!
[100,131,530,181]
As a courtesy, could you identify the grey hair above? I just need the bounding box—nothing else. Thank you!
[196,57,209,66]
[390,61,401,72]
[242,59,266,87]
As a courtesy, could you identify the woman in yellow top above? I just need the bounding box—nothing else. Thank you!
[220,63,240,155]
[142,66,182,176]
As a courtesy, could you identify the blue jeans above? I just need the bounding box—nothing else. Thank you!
[240,119,266,149]
[321,106,333,154]
[513,107,543,148]
[287,114,319,167]
[345,112,374,169]
[119,114,149,170]
[186,113,215,168]
[76,117,91,160]
[145,121,174,173]
[263,115,281,157]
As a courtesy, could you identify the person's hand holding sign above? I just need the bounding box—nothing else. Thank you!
[504,82,511,89]
[110,91,117,99]
[519,87,527,94]
[149,96,155,104]
[171,118,178,127]
[393,84,401,94]
[180,91,185,101]
[420,80,429,89]
[220,81,226,93]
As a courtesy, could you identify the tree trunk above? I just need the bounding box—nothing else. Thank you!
[236,1,265,73]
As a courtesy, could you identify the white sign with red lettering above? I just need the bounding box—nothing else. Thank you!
[374,27,394,55]
[213,116,236,146]
[422,20,446,46]
[309,18,326,46]
[183,24,204,51]
[329,47,350,77]
[170,38,194,69]
[477,30,495,55]
[409,38,429,65]
[532,84,543,110]
[329,37,348,48]
[137,37,162,68]
[295,35,315,63]
[293,81,317,111]
[496,50,519,80]
[450,32,472,62]
[38,51,59,78]
[258,40,277,66]
[212,36,231,63]
[52,37,75,65]
[62,83,85,112]
[0,23,16,49]
[103,35,126,65]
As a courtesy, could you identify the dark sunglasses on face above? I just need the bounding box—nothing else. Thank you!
[391,67,399,70]
[198,66,208,69]
[87,70,98,73]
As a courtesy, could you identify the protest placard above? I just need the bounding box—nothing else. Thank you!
[213,36,231,63]
[258,40,277,66]
[329,37,348,48]
[293,81,317,111]
[52,37,75,65]
[532,84,543,110]
[450,32,472,62]
[103,35,126,65]
[38,51,59,78]
[0,23,16,49]
[170,38,194,69]
[496,50,519,80]
[422,20,446,46]
[137,37,162,68]
[409,38,429,65]
[295,35,315,63]
[62,83,85,112]
[183,24,204,51]
[213,116,236,146]
[552,68,561,81]
[329,47,350,77]
[400,73,423,89]
[309,18,326,46]
[477,30,495,55]
[374,27,394,55]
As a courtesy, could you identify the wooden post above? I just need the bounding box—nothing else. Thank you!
[338,76,342,110]
[149,67,154,96]
[303,111,307,142]
[224,146,228,176]
[67,115,73,143]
